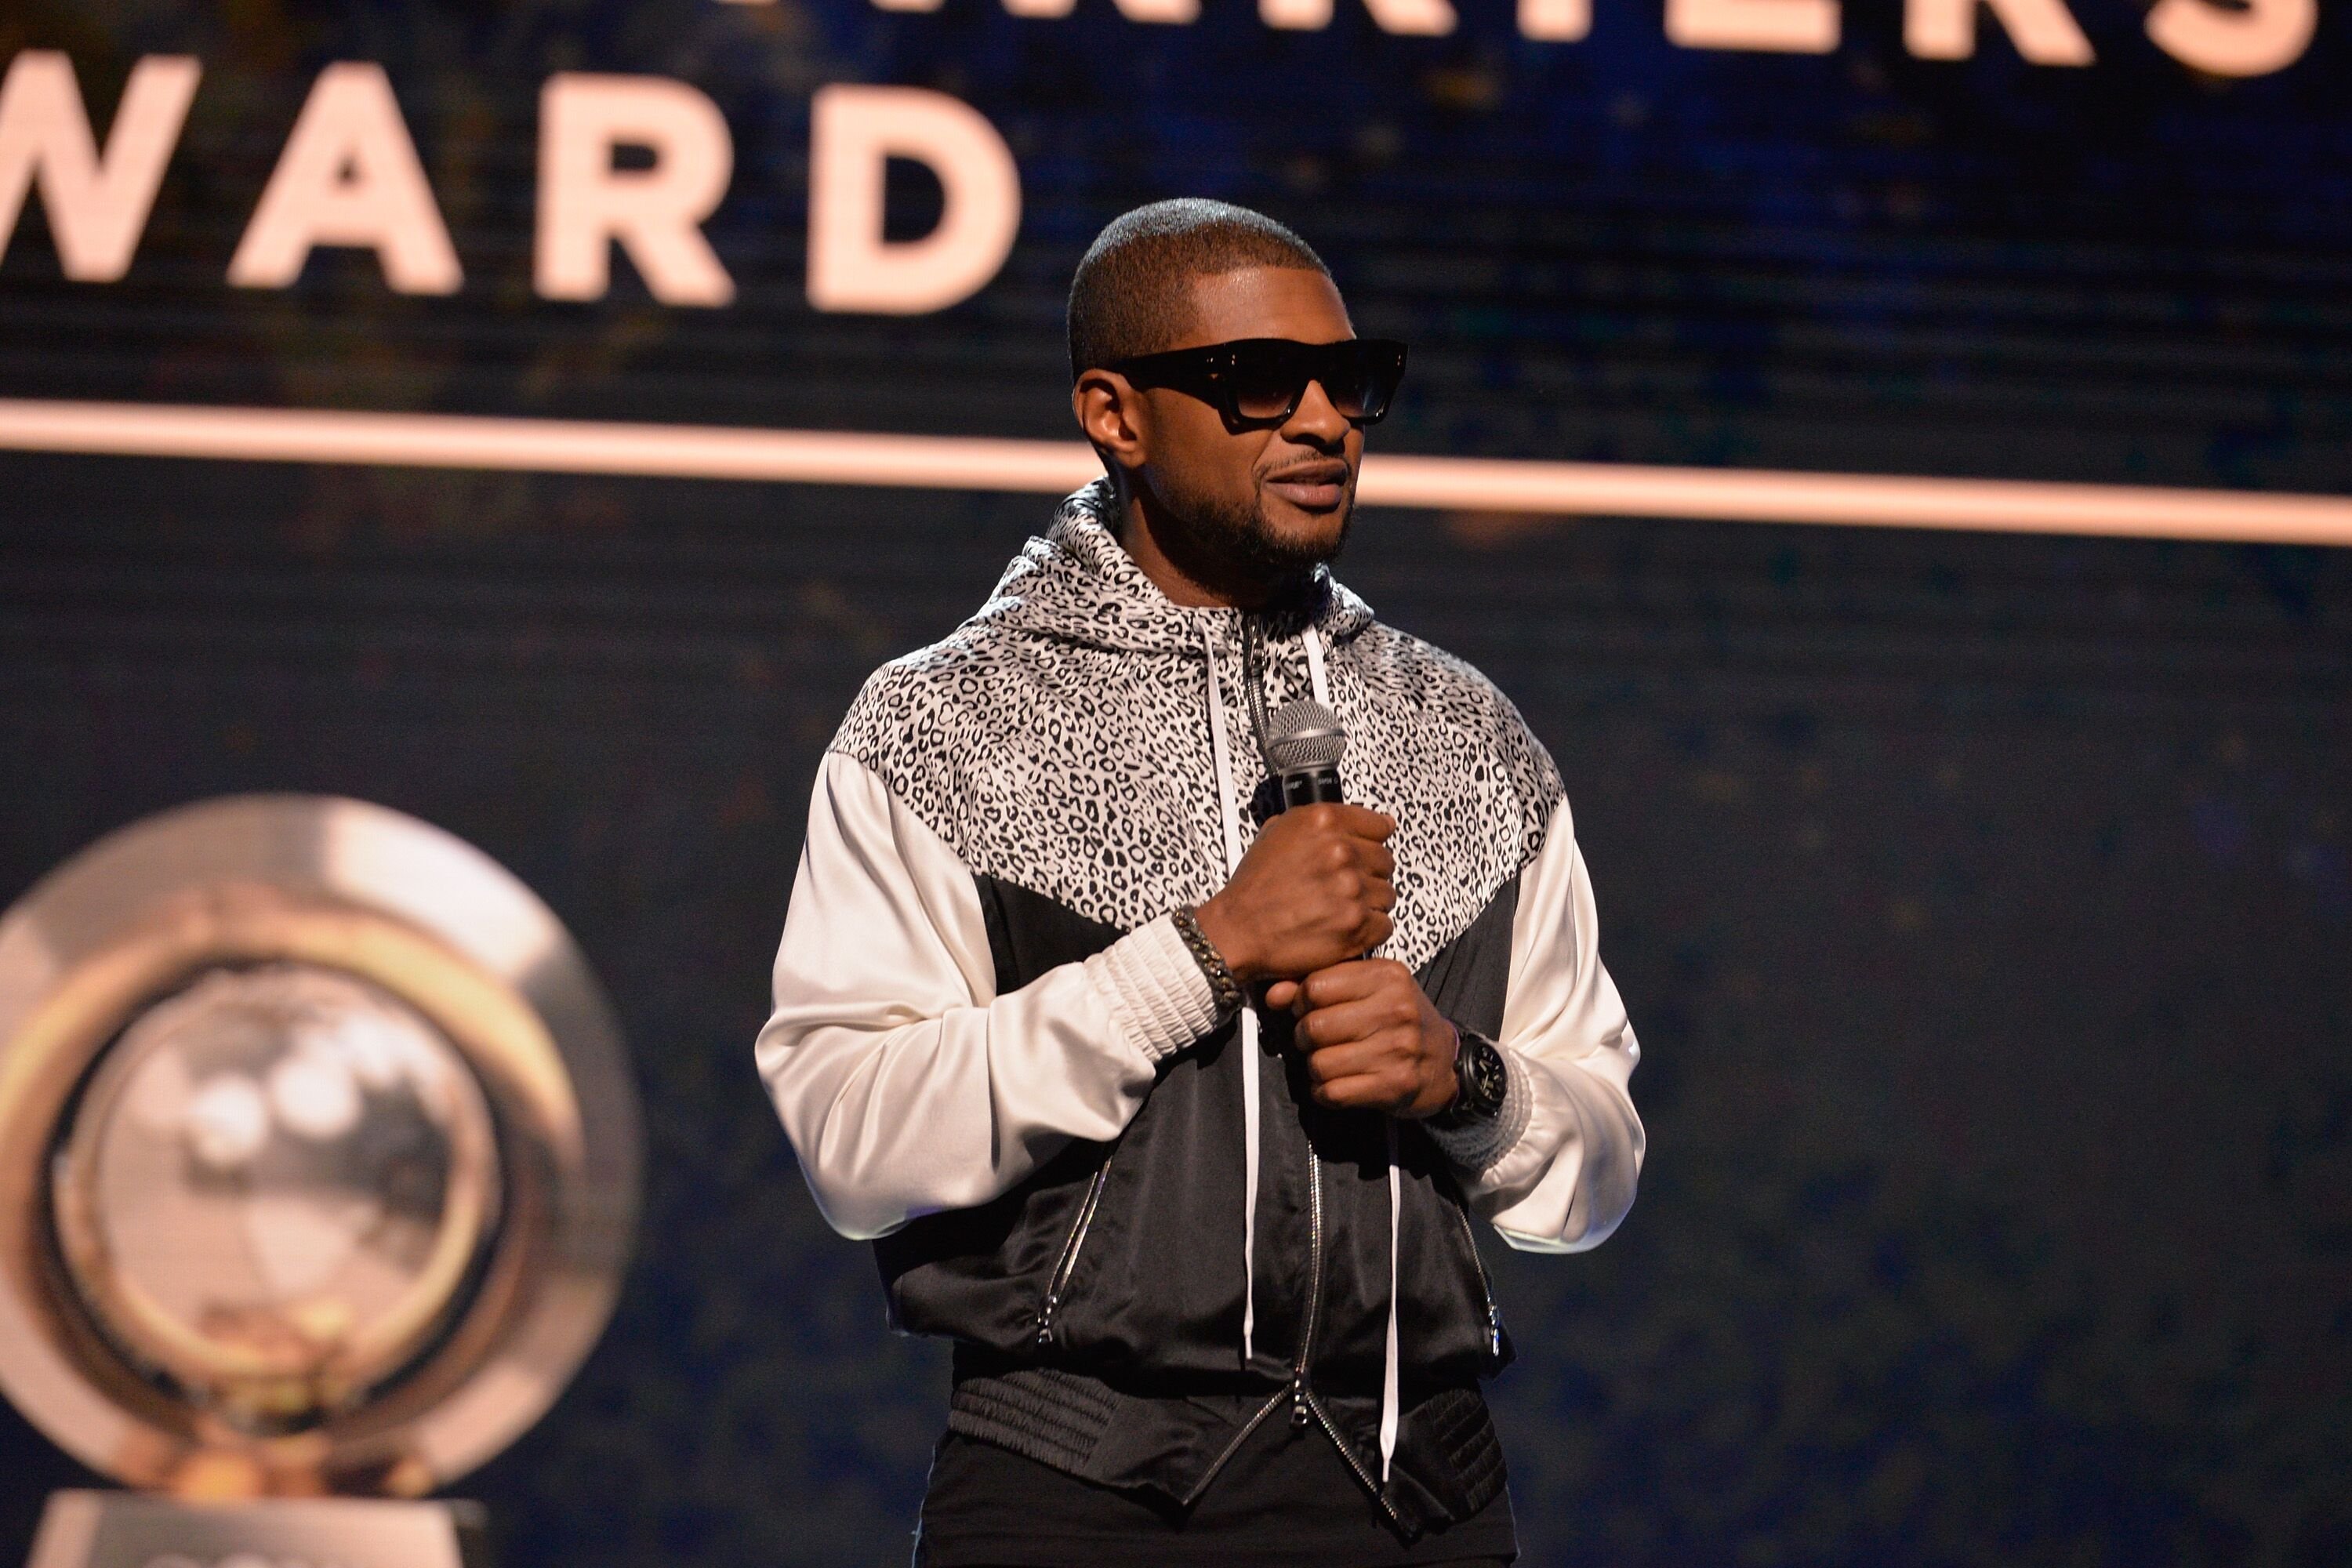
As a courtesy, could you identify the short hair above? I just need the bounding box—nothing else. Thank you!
[1068,199,1329,380]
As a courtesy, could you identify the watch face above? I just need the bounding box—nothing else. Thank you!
[1463,1035,1507,1115]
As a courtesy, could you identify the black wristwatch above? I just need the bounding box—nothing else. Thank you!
[1429,1026,1508,1129]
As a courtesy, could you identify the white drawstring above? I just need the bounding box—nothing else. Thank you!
[1202,621,1261,1365]
[1381,1123,1401,1481]
[1302,626,1400,1483]
[1214,620,1397,1483]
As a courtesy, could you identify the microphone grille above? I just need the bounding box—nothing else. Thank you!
[1265,699,1347,774]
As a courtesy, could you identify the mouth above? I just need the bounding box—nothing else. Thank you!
[1261,462,1352,513]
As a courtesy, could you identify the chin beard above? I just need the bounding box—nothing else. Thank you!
[1171,492,1352,589]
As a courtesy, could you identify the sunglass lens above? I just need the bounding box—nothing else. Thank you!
[1227,348,1305,422]
[1319,350,1374,419]
[1330,342,1403,421]
[1214,340,1406,424]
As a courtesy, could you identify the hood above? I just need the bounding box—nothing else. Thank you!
[970,479,1377,656]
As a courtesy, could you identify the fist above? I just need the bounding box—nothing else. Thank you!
[1192,804,1395,983]
[1267,959,1460,1118]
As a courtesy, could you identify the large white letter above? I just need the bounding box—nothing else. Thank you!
[1907,0,2092,63]
[2146,0,2314,78]
[1666,0,1838,53]
[1517,0,1592,42]
[0,53,199,281]
[1261,0,1456,33]
[1002,0,1201,20]
[536,74,735,307]
[806,85,1020,316]
[227,62,460,293]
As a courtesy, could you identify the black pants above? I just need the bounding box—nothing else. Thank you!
[916,1420,1519,1568]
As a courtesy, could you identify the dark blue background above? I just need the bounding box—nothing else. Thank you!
[2,3,2348,1564]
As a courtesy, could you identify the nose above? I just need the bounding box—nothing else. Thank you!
[1282,376,1352,447]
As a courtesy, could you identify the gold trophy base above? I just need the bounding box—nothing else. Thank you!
[26,1490,491,1568]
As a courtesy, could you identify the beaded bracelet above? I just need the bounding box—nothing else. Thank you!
[1171,905,1245,1018]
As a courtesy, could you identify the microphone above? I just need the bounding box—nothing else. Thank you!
[1264,698,1348,811]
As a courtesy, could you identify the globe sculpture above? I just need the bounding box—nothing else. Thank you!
[53,966,503,1445]
[0,796,640,1518]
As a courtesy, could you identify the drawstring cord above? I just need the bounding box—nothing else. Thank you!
[1301,622,1330,711]
[1298,626,1401,1484]
[1210,618,1399,1486]
[1202,621,1261,1364]
[1381,1125,1401,1481]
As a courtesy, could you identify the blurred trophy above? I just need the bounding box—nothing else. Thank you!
[0,797,641,1568]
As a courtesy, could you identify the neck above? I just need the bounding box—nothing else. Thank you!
[1116,482,1301,612]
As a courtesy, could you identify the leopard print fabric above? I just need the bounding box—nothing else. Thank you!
[830,483,1563,973]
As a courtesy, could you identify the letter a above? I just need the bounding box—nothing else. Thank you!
[228,62,462,293]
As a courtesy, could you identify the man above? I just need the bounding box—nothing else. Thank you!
[757,199,1642,1566]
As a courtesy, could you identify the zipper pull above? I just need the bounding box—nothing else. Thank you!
[1290,1373,1312,1426]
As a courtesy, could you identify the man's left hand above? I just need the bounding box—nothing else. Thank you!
[1265,960,1459,1117]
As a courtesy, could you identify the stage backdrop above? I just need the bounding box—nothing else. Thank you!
[2,2,2348,1565]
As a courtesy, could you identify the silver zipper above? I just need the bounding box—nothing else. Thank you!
[1290,1143,1407,1528]
[1289,1145,1324,1426]
[1033,1162,1112,1349]
[1452,1197,1504,1363]
[1181,1388,1287,1508]
[1301,1384,1402,1526]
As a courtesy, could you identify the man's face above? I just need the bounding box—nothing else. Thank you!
[1116,267,1364,585]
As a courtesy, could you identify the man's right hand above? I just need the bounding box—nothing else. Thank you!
[1192,804,1396,983]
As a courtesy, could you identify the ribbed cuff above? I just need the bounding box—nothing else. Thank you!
[1088,914,1225,1063]
[1425,1036,1535,1174]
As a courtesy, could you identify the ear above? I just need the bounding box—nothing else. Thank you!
[1072,369,1149,474]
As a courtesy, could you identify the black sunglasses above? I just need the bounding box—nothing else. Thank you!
[1107,337,1408,431]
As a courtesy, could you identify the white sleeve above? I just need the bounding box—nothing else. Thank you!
[1439,795,1646,1254]
[755,752,1225,1241]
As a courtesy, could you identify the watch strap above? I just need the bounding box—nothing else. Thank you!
[1424,1028,1531,1174]
[1430,1025,1506,1128]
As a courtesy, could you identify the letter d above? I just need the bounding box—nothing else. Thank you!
[807,85,1020,315]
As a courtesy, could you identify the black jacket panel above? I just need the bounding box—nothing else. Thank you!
[878,872,1519,1530]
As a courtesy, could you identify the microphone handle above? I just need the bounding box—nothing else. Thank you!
[1278,767,1345,811]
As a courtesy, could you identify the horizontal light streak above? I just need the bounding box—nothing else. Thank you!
[2,397,2348,548]
[0,399,1098,492]
[1360,456,2352,546]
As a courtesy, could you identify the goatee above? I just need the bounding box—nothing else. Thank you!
[1178,494,1352,585]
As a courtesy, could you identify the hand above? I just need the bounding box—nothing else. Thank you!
[1192,804,1396,983]
[1266,959,1460,1117]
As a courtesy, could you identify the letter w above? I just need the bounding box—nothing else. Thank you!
[0,53,200,281]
